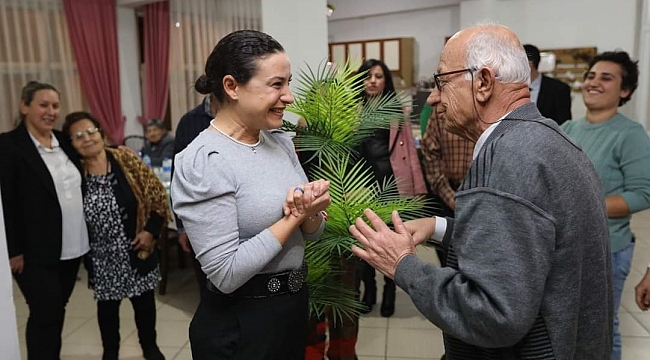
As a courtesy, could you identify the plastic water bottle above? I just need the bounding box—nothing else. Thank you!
[142,155,152,167]
[161,157,172,188]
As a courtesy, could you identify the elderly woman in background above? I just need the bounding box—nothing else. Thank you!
[0,81,89,360]
[62,111,170,360]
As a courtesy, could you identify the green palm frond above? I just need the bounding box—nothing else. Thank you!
[289,60,429,323]
[306,153,427,260]
[283,61,406,163]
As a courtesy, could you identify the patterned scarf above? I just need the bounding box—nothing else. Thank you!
[105,147,171,234]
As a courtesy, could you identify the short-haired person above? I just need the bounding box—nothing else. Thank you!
[561,50,650,360]
[523,44,572,125]
[349,24,613,359]
[141,118,174,167]
[171,30,331,360]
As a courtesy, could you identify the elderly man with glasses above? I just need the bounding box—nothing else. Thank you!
[349,23,612,360]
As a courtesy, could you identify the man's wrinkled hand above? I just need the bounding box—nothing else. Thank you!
[349,210,416,279]
[403,217,437,246]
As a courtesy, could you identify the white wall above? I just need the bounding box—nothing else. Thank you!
[261,0,329,124]
[328,5,460,81]
[117,7,145,137]
[0,189,20,360]
[328,0,461,20]
[460,0,641,121]
[636,0,650,130]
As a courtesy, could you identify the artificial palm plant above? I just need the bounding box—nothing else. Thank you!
[282,62,428,323]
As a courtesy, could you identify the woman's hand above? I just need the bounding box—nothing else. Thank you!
[283,180,331,218]
[9,255,24,274]
[131,231,155,252]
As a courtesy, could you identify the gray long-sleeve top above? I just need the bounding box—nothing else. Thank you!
[395,103,612,360]
[171,128,323,293]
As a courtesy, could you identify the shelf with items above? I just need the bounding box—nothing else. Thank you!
[328,37,415,88]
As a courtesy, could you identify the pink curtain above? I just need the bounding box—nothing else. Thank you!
[141,1,170,125]
[62,0,124,144]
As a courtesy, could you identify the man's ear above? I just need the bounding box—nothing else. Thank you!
[475,67,495,103]
[222,75,239,101]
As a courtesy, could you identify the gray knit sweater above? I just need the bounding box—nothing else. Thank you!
[395,103,612,359]
[171,128,322,294]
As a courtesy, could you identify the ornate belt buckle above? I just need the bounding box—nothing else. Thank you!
[267,277,281,293]
[287,266,306,293]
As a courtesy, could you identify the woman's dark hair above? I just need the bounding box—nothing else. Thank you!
[586,51,638,106]
[195,30,284,104]
[18,81,60,123]
[62,111,103,139]
[355,59,396,103]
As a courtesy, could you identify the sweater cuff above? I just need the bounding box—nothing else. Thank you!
[621,191,650,214]
[394,254,420,289]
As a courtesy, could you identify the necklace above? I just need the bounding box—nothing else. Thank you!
[210,120,262,153]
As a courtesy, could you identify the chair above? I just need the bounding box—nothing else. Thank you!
[123,135,146,153]
[157,228,187,295]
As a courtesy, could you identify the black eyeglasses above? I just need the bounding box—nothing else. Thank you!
[72,127,99,140]
[433,68,476,91]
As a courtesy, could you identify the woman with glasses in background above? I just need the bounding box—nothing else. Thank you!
[62,111,170,360]
[0,81,89,360]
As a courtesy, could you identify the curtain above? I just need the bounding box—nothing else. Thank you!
[62,0,124,144]
[168,0,261,131]
[141,0,170,125]
[0,0,83,133]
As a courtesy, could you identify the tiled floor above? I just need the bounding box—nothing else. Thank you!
[12,209,650,359]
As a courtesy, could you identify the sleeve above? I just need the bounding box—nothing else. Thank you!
[171,145,283,293]
[171,116,192,232]
[394,189,556,348]
[0,138,22,258]
[402,121,428,195]
[159,136,175,162]
[271,131,325,240]
[618,127,650,213]
[556,82,572,125]
[119,149,170,236]
[421,115,455,208]
[144,212,164,239]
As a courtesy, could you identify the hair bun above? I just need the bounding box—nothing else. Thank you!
[195,74,213,95]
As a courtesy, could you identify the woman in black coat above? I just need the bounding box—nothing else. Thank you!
[0,81,89,360]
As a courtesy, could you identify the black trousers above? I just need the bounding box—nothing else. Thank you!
[190,286,308,360]
[13,257,81,360]
[97,290,158,354]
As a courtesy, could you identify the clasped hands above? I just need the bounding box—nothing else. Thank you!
[283,179,331,221]
[349,209,437,279]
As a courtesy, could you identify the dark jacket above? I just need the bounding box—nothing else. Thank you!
[172,98,213,231]
[0,123,83,266]
[536,75,572,125]
[141,132,175,167]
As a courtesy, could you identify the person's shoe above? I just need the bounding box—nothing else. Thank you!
[359,286,377,314]
[143,346,166,360]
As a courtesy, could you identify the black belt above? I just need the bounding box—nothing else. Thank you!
[206,263,307,299]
